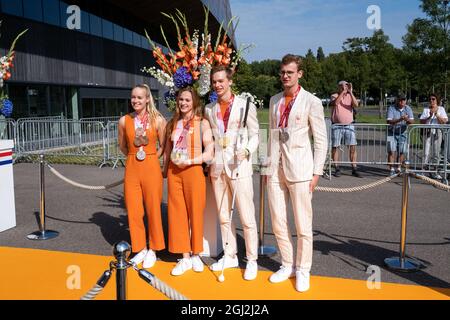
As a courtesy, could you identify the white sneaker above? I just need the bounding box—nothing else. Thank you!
[269,265,295,283]
[244,261,258,281]
[296,270,310,292]
[171,258,192,276]
[191,255,204,272]
[431,173,443,180]
[129,249,148,266]
[209,255,239,272]
[142,249,156,269]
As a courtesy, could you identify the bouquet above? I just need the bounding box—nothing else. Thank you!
[0,21,27,118]
[142,7,262,111]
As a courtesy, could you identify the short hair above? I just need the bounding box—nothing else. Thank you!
[210,65,234,80]
[281,54,303,71]
[429,93,441,105]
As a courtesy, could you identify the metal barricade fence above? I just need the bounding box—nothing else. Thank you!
[16,115,65,124]
[81,116,121,125]
[106,121,126,168]
[406,124,450,181]
[328,123,404,178]
[16,120,106,161]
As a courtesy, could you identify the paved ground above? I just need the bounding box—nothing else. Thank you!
[1,162,449,295]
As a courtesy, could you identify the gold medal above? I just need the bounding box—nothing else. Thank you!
[219,137,230,148]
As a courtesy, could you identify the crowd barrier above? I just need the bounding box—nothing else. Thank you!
[328,123,450,182]
[2,116,450,182]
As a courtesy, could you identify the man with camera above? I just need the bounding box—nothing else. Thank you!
[330,80,361,177]
[386,94,414,176]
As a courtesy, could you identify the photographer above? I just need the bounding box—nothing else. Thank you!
[330,80,361,177]
[386,94,414,176]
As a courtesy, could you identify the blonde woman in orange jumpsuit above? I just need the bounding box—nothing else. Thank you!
[118,84,166,268]
[163,87,214,276]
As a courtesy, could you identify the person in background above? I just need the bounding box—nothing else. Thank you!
[419,93,448,180]
[386,94,414,176]
[163,87,214,276]
[330,80,361,177]
[118,84,166,268]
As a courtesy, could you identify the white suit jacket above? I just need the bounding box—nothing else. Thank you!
[267,87,328,182]
[205,96,259,179]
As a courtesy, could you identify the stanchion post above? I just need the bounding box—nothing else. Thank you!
[113,241,131,300]
[258,161,277,257]
[384,161,421,272]
[27,154,59,240]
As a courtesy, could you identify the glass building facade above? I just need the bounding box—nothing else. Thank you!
[0,0,234,119]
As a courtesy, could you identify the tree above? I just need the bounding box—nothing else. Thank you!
[316,47,326,62]
[403,0,450,100]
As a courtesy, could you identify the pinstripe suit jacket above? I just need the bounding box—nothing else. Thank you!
[205,96,259,179]
[267,87,328,182]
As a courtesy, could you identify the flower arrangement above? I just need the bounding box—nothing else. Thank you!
[0,22,27,118]
[142,7,261,111]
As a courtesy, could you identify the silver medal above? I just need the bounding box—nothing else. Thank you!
[280,129,290,143]
[136,149,146,161]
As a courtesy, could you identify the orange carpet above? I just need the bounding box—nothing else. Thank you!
[0,247,448,300]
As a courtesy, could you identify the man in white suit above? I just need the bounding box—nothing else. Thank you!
[204,65,260,281]
[264,54,327,292]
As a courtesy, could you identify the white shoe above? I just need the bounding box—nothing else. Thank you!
[209,255,239,272]
[129,249,148,266]
[191,255,204,272]
[296,270,310,292]
[244,261,258,281]
[142,249,156,269]
[431,173,443,180]
[171,258,192,276]
[269,265,295,283]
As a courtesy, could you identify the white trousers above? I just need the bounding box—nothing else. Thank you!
[267,166,313,272]
[211,172,258,261]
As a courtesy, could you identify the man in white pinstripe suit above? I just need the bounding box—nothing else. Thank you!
[264,54,328,292]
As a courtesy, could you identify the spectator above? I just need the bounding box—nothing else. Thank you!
[419,93,448,180]
[330,80,361,177]
[386,94,414,176]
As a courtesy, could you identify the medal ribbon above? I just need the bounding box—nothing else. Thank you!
[134,112,149,146]
[216,95,235,135]
[278,85,301,128]
[173,118,194,156]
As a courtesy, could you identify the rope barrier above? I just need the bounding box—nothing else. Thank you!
[316,173,401,193]
[46,163,123,190]
[411,173,450,191]
[80,270,112,300]
[133,266,189,300]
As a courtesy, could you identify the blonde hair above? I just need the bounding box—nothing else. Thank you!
[132,84,162,128]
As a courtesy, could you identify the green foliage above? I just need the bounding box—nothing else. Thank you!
[234,1,449,107]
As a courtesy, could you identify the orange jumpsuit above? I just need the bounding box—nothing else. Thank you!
[124,114,165,253]
[167,117,206,254]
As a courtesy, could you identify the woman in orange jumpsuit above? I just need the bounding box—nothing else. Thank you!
[118,84,166,268]
[163,87,214,276]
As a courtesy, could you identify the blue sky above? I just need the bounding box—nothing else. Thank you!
[229,0,426,62]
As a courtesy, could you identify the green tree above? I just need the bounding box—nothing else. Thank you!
[316,47,326,62]
[403,0,450,100]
